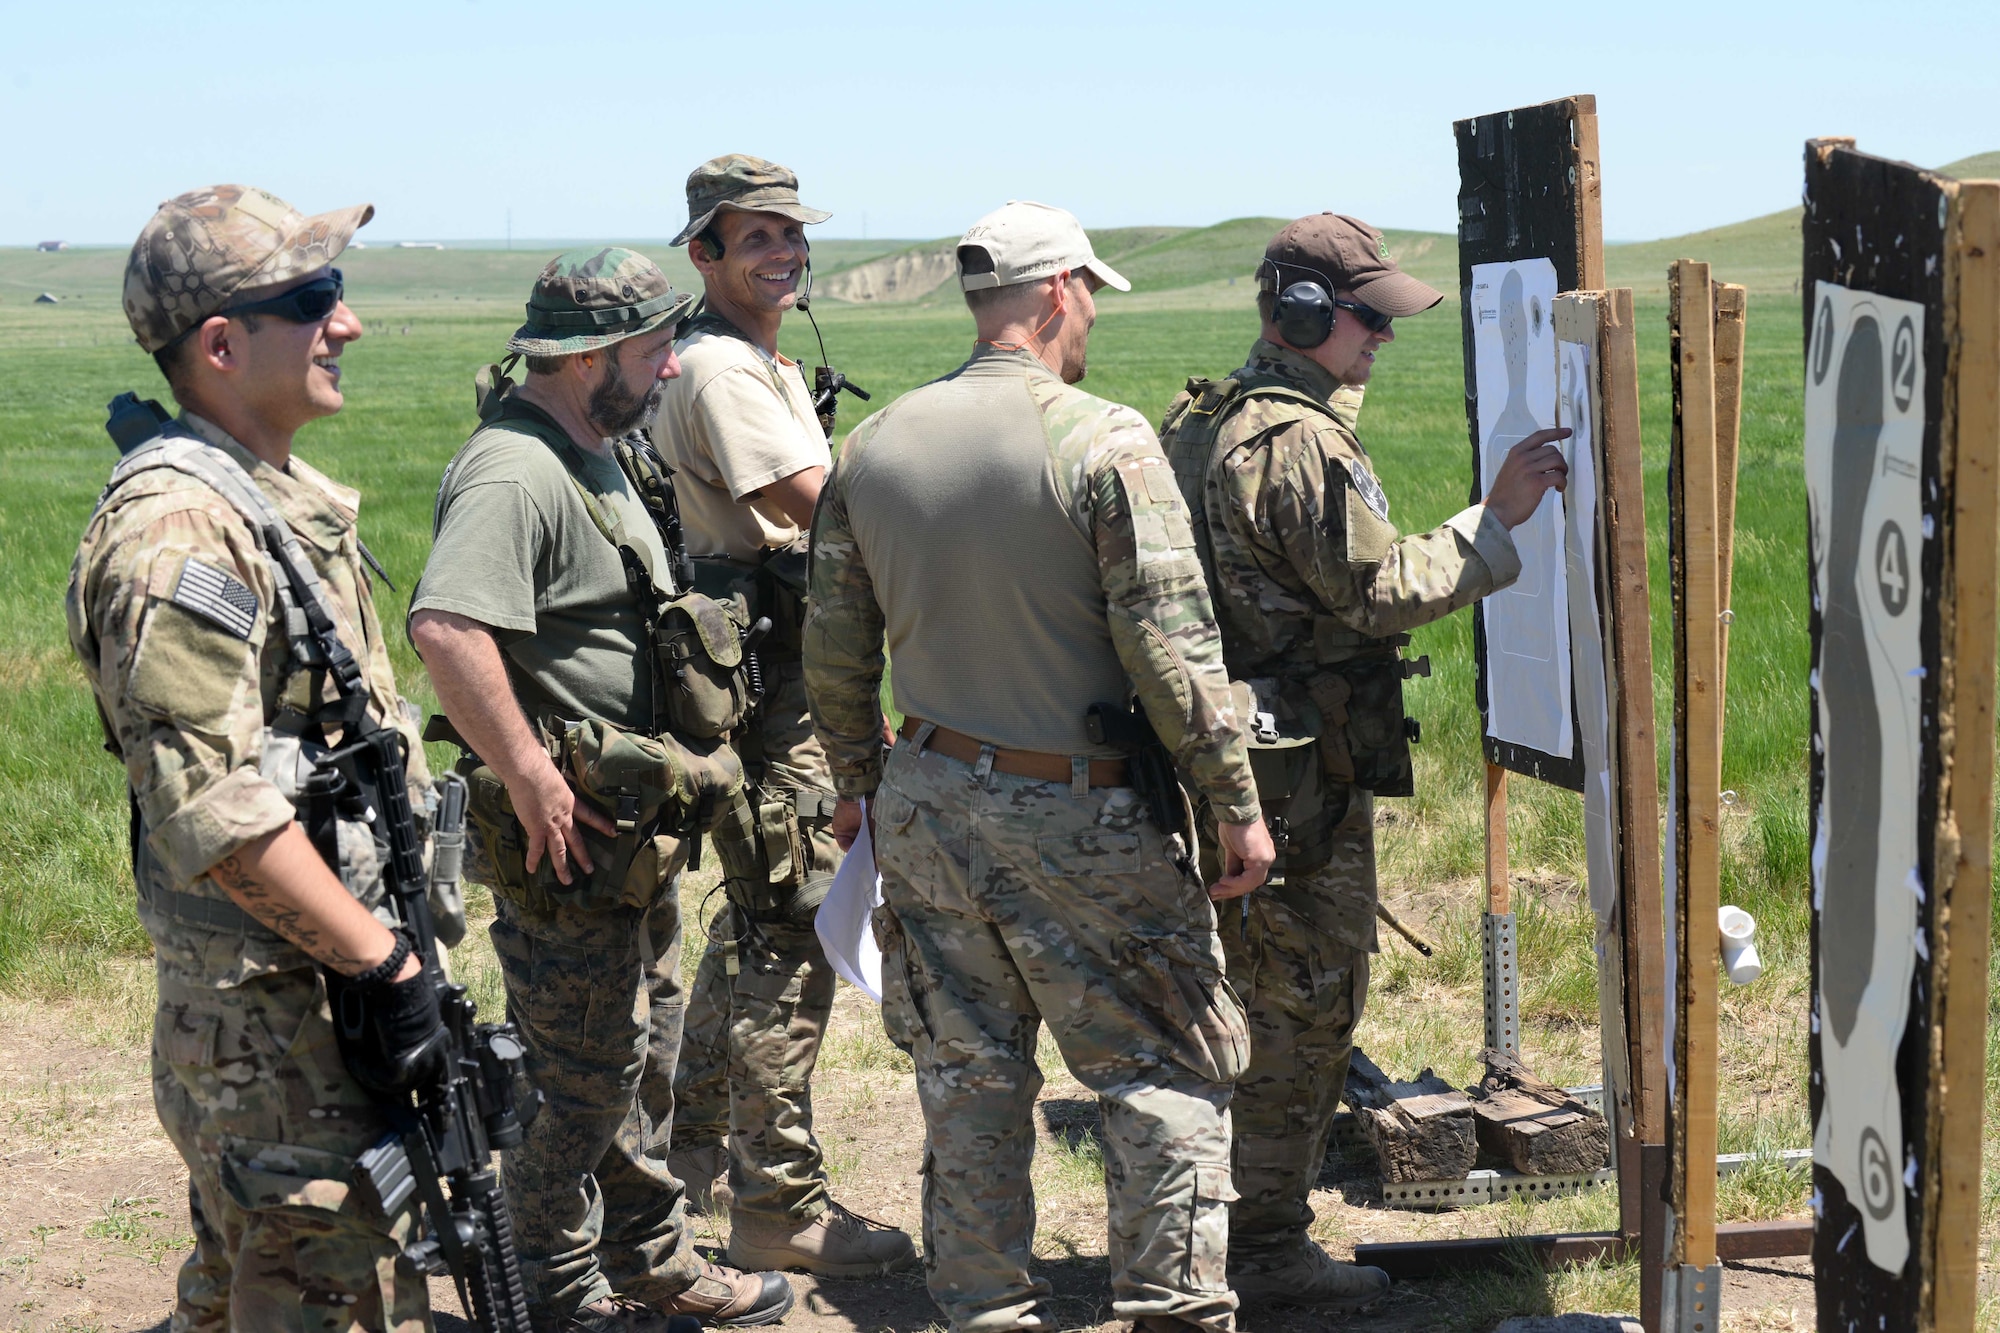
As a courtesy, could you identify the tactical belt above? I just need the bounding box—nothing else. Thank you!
[900,717,1128,787]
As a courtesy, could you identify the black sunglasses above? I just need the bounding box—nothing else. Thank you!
[171,269,347,347]
[1333,297,1393,334]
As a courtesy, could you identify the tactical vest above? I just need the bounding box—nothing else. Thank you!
[1159,373,1419,836]
[91,409,458,942]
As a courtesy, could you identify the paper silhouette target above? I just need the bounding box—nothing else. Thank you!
[1472,257,1573,762]
[1805,280,1927,1272]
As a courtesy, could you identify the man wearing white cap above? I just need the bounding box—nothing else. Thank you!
[803,201,1275,1333]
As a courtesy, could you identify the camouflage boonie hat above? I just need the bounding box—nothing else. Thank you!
[124,184,373,354]
[507,247,696,357]
[670,155,831,247]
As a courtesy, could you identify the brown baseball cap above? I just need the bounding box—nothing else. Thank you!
[1261,213,1441,318]
[671,154,830,248]
[123,184,374,354]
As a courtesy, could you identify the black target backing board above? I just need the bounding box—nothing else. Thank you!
[1457,94,1601,792]
[1802,139,1949,1330]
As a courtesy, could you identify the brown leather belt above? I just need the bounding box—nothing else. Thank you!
[900,717,1128,787]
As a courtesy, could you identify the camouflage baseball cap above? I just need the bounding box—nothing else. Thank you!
[1261,213,1442,318]
[670,155,830,248]
[124,184,373,354]
[507,247,696,357]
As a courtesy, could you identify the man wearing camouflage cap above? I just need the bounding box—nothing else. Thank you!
[411,248,794,1331]
[805,200,1276,1333]
[651,154,916,1279]
[68,184,447,1329]
[1158,213,1570,1308]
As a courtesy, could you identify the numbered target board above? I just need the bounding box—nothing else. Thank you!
[1803,138,2000,1331]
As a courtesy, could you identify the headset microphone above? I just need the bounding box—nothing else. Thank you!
[793,234,871,438]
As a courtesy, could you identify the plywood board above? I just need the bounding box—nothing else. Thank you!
[1457,94,1602,791]
[1803,139,2000,1332]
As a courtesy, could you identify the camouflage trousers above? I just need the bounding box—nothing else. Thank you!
[152,959,429,1333]
[489,886,701,1323]
[676,661,841,1221]
[872,734,1245,1333]
[1218,790,1375,1266]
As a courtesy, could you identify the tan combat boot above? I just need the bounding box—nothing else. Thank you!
[726,1199,920,1278]
[666,1141,732,1216]
[645,1258,794,1327]
[1230,1241,1391,1310]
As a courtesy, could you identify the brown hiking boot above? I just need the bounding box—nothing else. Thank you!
[726,1199,919,1278]
[544,1296,701,1333]
[1230,1241,1391,1310]
[647,1258,795,1327]
[667,1141,732,1215]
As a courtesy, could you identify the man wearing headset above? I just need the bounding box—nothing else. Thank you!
[650,155,916,1279]
[1159,213,1570,1308]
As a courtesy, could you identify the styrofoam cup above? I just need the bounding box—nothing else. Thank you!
[1719,905,1761,985]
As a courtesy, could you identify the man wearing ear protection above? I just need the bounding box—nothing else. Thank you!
[411,248,796,1331]
[1159,213,1570,1308]
[649,155,916,1278]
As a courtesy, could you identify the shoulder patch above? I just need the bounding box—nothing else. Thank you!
[1344,459,1391,522]
[171,557,259,640]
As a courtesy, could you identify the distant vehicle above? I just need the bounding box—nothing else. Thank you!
[396,241,446,250]
[36,240,68,252]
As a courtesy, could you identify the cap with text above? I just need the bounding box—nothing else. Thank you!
[672,155,831,248]
[956,201,1130,293]
[124,185,374,354]
[1261,213,1441,318]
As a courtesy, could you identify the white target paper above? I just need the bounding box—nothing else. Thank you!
[1806,280,1926,1273]
[1473,258,1573,759]
[1557,332,1632,1111]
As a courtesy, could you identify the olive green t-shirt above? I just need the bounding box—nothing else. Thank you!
[414,398,667,731]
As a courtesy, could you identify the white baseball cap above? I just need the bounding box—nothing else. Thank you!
[956,201,1131,293]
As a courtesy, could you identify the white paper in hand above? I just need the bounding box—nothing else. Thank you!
[814,796,884,1002]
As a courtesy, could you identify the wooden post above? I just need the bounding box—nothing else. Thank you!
[1596,287,1670,1315]
[1712,284,1747,732]
[1932,176,1999,1333]
[1485,764,1511,915]
[1667,260,1722,1326]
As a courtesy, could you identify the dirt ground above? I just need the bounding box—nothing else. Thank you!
[0,961,1815,1333]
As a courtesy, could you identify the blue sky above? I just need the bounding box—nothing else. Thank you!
[5,0,1995,247]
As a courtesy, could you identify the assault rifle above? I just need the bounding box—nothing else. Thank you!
[314,725,541,1333]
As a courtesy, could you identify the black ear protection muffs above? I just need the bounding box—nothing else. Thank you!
[1275,279,1336,349]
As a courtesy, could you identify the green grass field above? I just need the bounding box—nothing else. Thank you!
[1,170,1994,1319]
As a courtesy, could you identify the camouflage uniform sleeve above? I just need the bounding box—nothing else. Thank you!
[802,426,888,799]
[1266,420,1522,637]
[1081,407,1260,824]
[70,502,296,886]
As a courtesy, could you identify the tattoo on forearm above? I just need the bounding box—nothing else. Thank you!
[209,851,368,973]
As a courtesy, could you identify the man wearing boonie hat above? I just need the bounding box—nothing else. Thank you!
[804,199,1275,1333]
[411,248,795,1331]
[69,184,449,1330]
[1157,213,1573,1309]
[651,155,916,1280]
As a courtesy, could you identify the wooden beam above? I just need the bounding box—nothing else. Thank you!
[1668,259,1722,1271]
[1485,762,1510,914]
[1353,1219,1812,1279]
[1930,176,2000,1333]
[1574,95,1606,289]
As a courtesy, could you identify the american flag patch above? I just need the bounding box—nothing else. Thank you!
[171,557,259,640]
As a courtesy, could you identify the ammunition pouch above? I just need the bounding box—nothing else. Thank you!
[709,783,838,921]
[458,717,742,915]
[1303,653,1418,798]
[655,589,756,739]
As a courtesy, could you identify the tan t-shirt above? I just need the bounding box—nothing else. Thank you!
[651,327,831,559]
